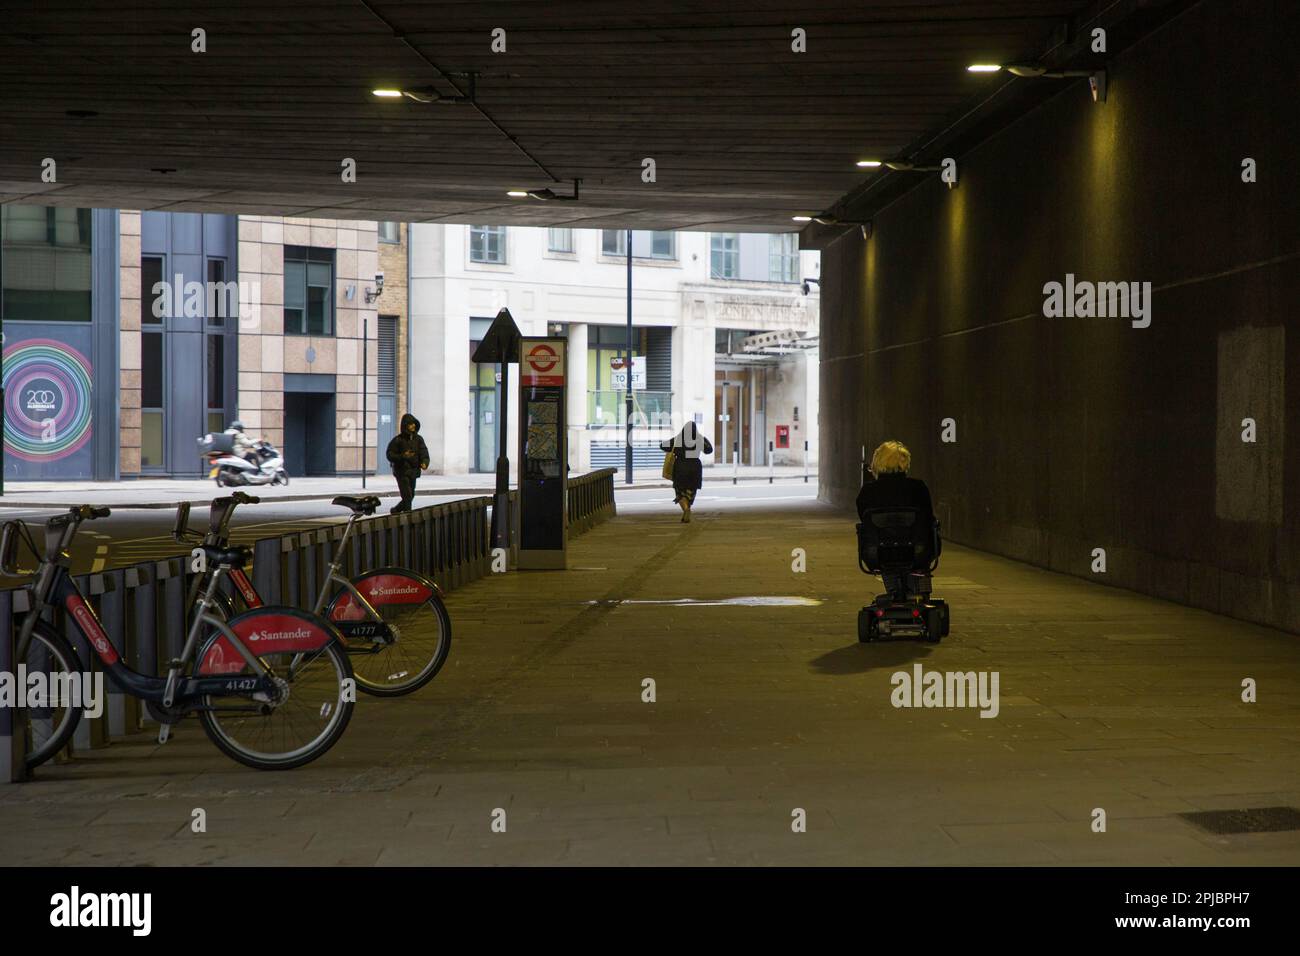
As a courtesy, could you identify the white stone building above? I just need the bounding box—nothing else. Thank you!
[408,225,819,476]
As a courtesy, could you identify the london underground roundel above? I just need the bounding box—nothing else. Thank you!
[2,338,94,461]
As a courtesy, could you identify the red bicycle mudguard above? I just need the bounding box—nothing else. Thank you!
[327,567,442,621]
[197,606,340,675]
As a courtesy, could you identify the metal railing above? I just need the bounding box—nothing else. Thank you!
[568,467,617,533]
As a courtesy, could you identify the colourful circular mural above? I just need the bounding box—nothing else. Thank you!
[3,338,94,462]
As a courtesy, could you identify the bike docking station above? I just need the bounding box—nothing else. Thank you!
[516,336,568,570]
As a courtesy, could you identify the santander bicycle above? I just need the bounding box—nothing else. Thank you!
[174,492,451,696]
[1,505,355,771]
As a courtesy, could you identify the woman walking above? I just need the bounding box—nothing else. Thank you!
[660,420,713,523]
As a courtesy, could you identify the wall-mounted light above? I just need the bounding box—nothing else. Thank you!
[371,77,475,105]
[523,178,581,201]
[966,62,1106,102]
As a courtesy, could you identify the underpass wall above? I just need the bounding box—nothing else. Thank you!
[819,0,1300,633]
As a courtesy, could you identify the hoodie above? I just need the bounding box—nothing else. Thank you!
[386,413,430,476]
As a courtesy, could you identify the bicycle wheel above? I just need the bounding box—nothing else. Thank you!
[22,622,84,770]
[328,568,451,697]
[196,607,354,770]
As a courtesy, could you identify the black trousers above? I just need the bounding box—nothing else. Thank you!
[395,471,417,511]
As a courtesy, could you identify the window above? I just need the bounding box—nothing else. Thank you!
[207,258,232,325]
[711,233,739,279]
[769,233,799,283]
[649,231,674,259]
[0,205,93,322]
[470,225,506,263]
[601,230,626,257]
[547,228,574,253]
[206,334,225,434]
[601,230,675,259]
[142,256,164,324]
[284,245,335,335]
[141,332,165,469]
[378,221,400,243]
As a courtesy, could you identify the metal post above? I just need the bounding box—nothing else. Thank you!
[362,316,368,489]
[624,228,633,485]
[804,439,809,483]
[492,359,510,551]
[733,441,739,485]
[769,440,774,484]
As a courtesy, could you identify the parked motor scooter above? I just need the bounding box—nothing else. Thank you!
[197,433,290,487]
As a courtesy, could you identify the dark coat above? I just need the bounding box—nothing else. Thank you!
[856,472,934,524]
[386,413,430,477]
[660,422,713,491]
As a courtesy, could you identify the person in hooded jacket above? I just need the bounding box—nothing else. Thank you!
[386,413,430,513]
[659,419,713,523]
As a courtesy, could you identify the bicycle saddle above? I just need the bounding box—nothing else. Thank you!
[332,495,381,515]
[202,544,251,568]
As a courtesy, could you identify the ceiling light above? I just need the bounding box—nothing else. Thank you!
[792,215,812,222]
[507,190,528,198]
[856,160,882,168]
[967,64,1002,73]
[372,88,403,97]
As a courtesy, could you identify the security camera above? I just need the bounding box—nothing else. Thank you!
[375,271,385,293]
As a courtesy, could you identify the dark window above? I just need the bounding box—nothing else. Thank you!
[207,258,230,325]
[711,233,739,279]
[142,333,164,407]
[142,256,164,324]
[378,221,400,243]
[284,246,335,335]
[206,334,224,410]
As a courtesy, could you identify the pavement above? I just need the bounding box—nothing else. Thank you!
[2,492,1298,866]
[0,464,817,508]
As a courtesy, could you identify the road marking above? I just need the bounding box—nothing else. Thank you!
[90,545,109,572]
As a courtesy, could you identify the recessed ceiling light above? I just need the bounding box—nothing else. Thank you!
[967,64,1002,73]
[856,160,882,168]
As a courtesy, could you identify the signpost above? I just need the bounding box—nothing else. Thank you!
[518,337,568,569]
[471,307,522,553]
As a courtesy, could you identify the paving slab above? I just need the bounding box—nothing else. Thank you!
[3,498,1300,866]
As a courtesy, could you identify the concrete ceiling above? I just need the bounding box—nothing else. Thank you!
[0,0,1101,231]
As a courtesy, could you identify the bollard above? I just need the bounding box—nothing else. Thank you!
[804,440,809,483]
[769,440,774,484]
[733,441,739,485]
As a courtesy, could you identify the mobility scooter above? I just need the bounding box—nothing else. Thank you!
[856,507,951,643]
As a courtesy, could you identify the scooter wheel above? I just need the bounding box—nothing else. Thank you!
[857,608,877,643]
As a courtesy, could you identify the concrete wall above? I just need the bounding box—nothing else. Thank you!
[820,0,1300,633]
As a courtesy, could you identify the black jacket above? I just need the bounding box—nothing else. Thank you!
[856,472,934,525]
[660,422,713,491]
[386,413,430,477]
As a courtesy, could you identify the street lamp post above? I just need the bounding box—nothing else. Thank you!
[625,228,633,485]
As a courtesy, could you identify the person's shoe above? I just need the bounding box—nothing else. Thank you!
[683,509,691,523]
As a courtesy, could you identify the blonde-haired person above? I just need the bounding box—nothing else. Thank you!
[856,440,935,596]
